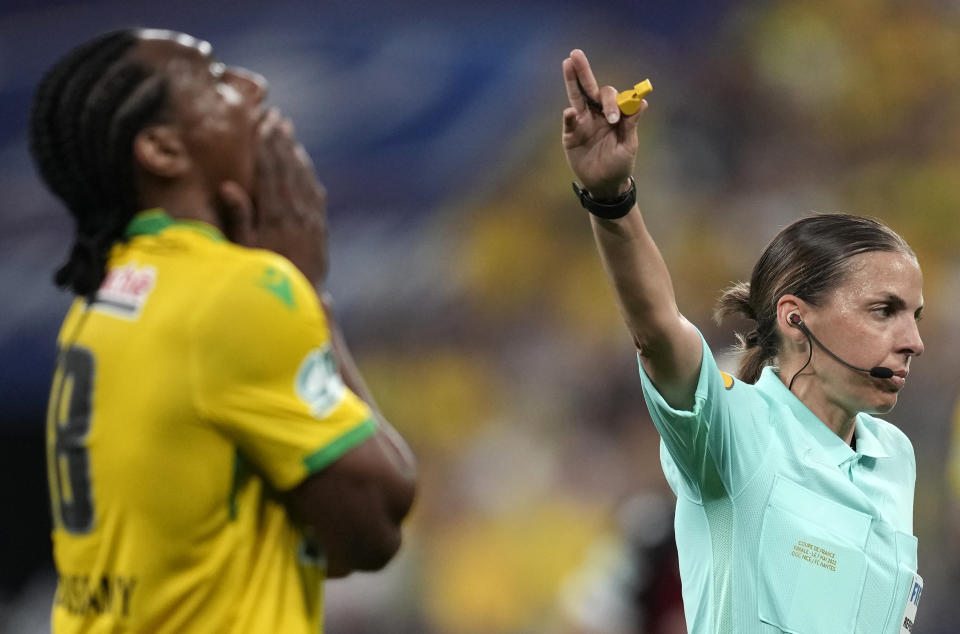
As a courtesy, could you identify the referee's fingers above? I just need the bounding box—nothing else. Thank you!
[598,85,619,124]
[562,107,578,135]
[569,49,600,102]
[562,57,586,113]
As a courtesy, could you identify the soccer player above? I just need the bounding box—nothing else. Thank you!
[30,28,416,633]
[562,49,925,633]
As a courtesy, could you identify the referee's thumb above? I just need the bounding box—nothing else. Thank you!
[621,100,648,134]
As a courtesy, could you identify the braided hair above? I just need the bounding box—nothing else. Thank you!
[714,214,914,384]
[29,29,171,298]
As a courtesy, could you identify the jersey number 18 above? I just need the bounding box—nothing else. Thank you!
[47,346,96,533]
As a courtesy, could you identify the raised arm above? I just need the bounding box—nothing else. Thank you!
[562,49,702,409]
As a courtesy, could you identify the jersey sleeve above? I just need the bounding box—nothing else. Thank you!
[190,252,376,491]
[637,332,771,501]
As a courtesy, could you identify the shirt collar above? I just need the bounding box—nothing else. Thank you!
[125,208,226,243]
[852,416,889,459]
[756,365,861,467]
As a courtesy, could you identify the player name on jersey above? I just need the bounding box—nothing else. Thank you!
[55,573,138,618]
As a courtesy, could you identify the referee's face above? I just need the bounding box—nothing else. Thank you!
[134,30,268,194]
[803,250,924,416]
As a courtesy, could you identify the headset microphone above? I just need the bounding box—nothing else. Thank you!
[788,314,894,379]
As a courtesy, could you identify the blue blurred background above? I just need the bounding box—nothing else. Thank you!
[2,1,959,632]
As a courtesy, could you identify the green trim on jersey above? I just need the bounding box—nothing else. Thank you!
[228,451,251,520]
[302,418,377,473]
[125,209,172,237]
[126,208,226,243]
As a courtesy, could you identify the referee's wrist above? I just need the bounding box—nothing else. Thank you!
[586,178,632,201]
[572,176,637,220]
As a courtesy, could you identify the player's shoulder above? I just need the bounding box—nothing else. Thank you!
[197,244,323,325]
[224,245,315,299]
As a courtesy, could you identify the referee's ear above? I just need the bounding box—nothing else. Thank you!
[776,295,807,345]
[133,124,190,178]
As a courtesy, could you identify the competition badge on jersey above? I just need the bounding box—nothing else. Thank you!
[295,345,346,418]
[899,573,923,633]
[93,263,157,320]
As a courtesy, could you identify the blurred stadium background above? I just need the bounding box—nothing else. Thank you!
[2,0,959,632]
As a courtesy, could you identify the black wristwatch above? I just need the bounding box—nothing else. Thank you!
[571,177,636,220]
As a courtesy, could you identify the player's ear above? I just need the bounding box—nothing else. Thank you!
[133,124,190,178]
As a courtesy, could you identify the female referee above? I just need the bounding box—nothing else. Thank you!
[562,49,925,634]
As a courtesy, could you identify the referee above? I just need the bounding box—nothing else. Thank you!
[562,48,924,633]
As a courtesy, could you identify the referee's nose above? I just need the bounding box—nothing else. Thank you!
[897,314,924,360]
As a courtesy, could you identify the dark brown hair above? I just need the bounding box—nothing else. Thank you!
[714,213,914,383]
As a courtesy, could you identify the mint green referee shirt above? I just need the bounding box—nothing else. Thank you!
[639,335,920,634]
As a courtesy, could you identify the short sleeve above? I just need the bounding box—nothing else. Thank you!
[190,252,375,491]
[637,333,771,500]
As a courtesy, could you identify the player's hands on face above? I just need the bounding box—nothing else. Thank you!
[219,108,329,286]
[562,49,645,200]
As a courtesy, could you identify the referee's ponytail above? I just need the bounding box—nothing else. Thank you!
[714,213,914,384]
[714,280,774,384]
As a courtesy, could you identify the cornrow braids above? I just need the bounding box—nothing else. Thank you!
[28,28,170,298]
[30,31,133,210]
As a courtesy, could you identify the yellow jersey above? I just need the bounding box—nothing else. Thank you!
[46,209,375,633]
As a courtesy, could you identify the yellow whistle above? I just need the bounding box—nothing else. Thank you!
[617,79,653,115]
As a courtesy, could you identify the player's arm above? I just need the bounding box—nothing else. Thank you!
[291,298,416,577]
[290,428,415,577]
[562,49,701,410]
[192,262,416,578]
[215,109,415,575]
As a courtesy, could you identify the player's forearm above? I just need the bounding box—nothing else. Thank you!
[320,295,417,478]
[325,478,407,574]
[298,465,410,577]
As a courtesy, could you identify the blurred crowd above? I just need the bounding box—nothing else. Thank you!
[2,0,960,632]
